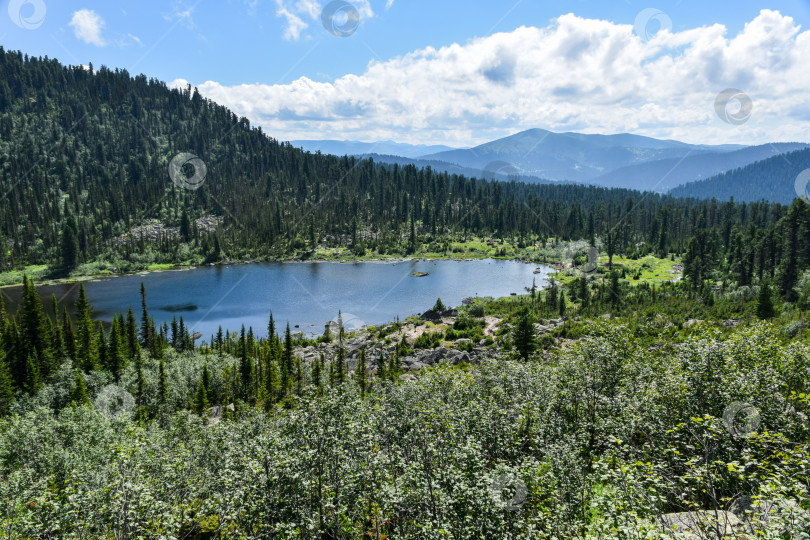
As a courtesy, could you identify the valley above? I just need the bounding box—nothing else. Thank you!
[2,2,810,536]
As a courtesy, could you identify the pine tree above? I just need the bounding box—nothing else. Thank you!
[357,347,367,398]
[281,323,293,396]
[239,325,252,401]
[107,317,126,382]
[336,313,346,385]
[139,283,151,349]
[757,280,776,320]
[23,351,41,396]
[512,309,537,361]
[60,215,79,272]
[193,378,209,415]
[18,277,54,380]
[558,291,567,317]
[180,208,192,242]
[388,350,399,382]
[0,356,14,416]
[126,307,140,360]
[158,356,167,406]
[268,312,276,340]
[376,350,387,382]
[265,357,279,407]
[68,369,90,406]
[313,353,323,393]
[295,358,303,396]
[74,284,96,371]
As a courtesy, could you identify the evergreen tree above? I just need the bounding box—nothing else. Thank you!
[268,312,276,340]
[126,307,139,360]
[74,284,96,371]
[512,309,537,361]
[313,353,323,392]
[388,351,399,382]
[23,351,41,396]
[158,356,167,406]
[357,347,367,398]
[265,356,279,407]
[180,208,192,242]
[68,369,90,406]
[757,280,776,320]
[107,317,126,382]
[60,215,79,271]
[281,323,293,396]
[18,277,54,380]
[376,350,387,382]
[193,378,209,415]
[238,325,252,401]
[0,356,14,416]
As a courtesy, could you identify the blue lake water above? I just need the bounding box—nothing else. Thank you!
[7,259,551,339]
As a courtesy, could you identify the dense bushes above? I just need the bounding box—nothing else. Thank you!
[1,322,808,538]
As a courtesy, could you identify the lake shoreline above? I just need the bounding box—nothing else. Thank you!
[1,253,548,289]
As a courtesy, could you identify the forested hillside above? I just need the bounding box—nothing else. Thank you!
[0,48,801,283]
[670,147,810,204]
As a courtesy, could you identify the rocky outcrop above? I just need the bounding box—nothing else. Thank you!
[659,511,744,538]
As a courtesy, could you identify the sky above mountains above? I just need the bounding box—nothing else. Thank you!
[3,0,810,146]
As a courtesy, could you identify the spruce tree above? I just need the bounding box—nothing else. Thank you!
[265,357,279,407]
[158,356,167,406]
[60,216,79,272]
[74,284,96,371]
[0,356,14,416]
[757,280,776,320]
[357,347,367,398]
[313,353,323,393]
[124,307,138,359]
[281,323,293,396]
[23,351,41,396]
[139,283,151,349]
[68,369,90,406]
[512,309,537,361]
[193,379,209,415]
[388,351,399,382]
[106,316,127,382]
[19,277,54,380]
[376,350,387,382]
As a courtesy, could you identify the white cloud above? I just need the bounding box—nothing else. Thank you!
[276,5,308,40]
[185,10,810,146]
[385,0,394,9]
[276,0,374,41]
[69,9,106,47]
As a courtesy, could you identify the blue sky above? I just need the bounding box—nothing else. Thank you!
[3,0,810,145]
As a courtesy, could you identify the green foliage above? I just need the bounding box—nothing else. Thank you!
[512,309,537,360]
[0,323,807,538]
[757,280,775,319]
[432,297,446,312]
[68,370,90,406]
[413,330,442,349]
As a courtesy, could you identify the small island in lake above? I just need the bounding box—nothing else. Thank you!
[412,271,430,277]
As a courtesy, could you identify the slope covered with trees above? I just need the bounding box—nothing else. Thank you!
[0,47,797,282]
[670,147,810,204]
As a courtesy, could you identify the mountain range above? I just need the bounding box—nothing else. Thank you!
[294,130,809,203]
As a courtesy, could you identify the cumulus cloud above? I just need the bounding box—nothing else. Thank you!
[69,9,106,47]
[276,0,374,40]
[184,10,810,146]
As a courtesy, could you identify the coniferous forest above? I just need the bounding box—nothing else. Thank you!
[0,49,809,538]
